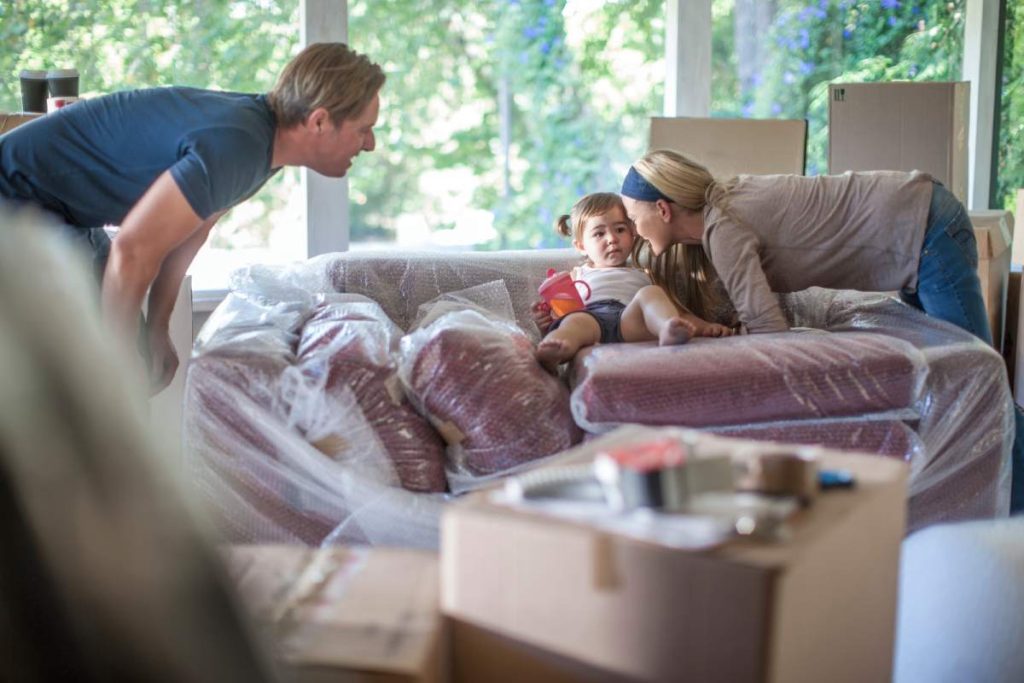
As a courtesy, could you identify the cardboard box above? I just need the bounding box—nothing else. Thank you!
[970,210,1014,354]
[442,426,907,683]
[223,545,444,683]
[649,117,807,177]
[1,112,41,134]
[829,82,969,202]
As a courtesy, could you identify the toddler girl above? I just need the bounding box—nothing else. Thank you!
[533,192,732,371]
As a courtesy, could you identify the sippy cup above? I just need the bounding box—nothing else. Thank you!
[538,268,591,318]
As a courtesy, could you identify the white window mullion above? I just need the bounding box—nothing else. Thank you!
[963,0,1000,210]
[664,0,712,118]
[301,0,349,256]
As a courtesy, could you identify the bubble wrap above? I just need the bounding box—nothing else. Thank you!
[185,292,444,548]
[188,254,1010,540]
[571,288,1012,531]
[295,298,447,493]
[399,307,582,491]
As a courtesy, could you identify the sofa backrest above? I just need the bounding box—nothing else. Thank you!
[232,248,583,333]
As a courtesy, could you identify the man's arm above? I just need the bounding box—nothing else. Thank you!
[143,210,223,392]
[102,171,206,378]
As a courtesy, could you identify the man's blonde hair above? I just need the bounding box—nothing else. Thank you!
[268,43,385,128]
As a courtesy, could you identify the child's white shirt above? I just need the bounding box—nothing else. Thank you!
[573,265,651,306]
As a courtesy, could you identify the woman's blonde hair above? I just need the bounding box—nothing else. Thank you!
[268,43,385,128]
[554,192,629,244]
[628,149,736,322]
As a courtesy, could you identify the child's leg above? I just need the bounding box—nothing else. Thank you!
[620,286,733,346]
[536,312,601,372]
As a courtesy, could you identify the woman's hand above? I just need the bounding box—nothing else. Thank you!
[695,321,736,338]
[531,300,554,334]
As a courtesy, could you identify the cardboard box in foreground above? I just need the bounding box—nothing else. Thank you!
[829,82,969,203]
[650,117,807,177]
[223,545,443,683]
[442,426,907,683]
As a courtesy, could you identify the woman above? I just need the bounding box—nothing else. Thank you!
[619,148,1019,511]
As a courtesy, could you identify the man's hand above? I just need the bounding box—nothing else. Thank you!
[531,300,554,335]
[145,324,179,394]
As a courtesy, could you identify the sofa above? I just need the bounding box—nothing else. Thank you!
[183,249,1013,547]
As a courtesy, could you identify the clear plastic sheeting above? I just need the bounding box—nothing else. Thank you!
[399,307,582,492]
[186,293,445,549]
[572,287,1012,530]
[294,297,447,493]
[187,253,1011,542]
[229,248,583,336]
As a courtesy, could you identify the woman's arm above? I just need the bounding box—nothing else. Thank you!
[706,225,788,334]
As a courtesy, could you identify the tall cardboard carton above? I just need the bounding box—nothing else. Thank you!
[442,426,907,683]
[650,117,807,177]
[828,82,970,203]
[969,210,1014,354]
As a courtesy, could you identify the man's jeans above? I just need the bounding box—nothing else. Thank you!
[902,182,1023,513]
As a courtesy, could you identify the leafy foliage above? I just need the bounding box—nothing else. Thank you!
[348,0,664,248]
[997,0,1024,211]
[711,0,964,175]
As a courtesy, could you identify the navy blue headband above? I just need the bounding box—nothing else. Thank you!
[621,165,673,203]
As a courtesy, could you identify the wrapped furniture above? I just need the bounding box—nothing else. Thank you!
[185,250,1012,546]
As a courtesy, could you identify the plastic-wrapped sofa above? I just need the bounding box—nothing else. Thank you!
[184,249,1012,547]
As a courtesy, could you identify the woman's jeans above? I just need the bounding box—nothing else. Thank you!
[901,182,1023,513]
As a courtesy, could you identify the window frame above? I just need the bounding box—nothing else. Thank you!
[193,0,1006,306]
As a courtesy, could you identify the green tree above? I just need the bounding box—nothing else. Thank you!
[348,0,664,249]
[712,0,964,175]
[997,0,1024,211]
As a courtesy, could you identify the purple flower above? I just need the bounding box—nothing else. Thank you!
[843,27,853,38]
[523,26,540,39]
[771,102,782,115]
[819,0,829,9]
[799,60,814,75]
[742,102,755,117]
[540,40,551,54]
[882,0,901,9]
[799,28,810,49]
[888,15,898,27]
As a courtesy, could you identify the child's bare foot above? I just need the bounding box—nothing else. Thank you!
[659,317,694,346]
[536,338,575,373]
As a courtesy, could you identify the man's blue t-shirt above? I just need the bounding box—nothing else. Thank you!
[0,87,278,227]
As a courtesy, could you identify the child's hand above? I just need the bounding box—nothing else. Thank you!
[531,300,554,334]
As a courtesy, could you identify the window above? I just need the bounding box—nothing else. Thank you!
[347,0,665,251]
[2,0,301,291]
[996,0,1023,212]
[710,0,965,175]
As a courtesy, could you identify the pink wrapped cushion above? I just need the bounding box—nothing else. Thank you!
[402,311,581,476]
[571,332,921,430]
[713,420,921,461]
[296,303,448,493]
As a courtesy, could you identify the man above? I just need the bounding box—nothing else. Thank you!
[0,42,383,392]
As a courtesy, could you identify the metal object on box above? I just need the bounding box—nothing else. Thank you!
[736,449,820,504]
[593,437,734,512]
